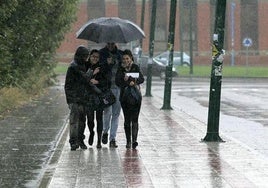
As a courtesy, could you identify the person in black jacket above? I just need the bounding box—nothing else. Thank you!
[99,43,123,148]
[64,46,91,151]
[84,49,110,148]
[115,49,144,149]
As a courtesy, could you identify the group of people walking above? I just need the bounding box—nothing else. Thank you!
[64,43,144,151]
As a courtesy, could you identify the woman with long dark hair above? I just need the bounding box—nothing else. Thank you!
[115,49,144,149]
[85,49,110,148]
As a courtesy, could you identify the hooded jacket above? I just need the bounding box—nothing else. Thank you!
[64,46,91,105]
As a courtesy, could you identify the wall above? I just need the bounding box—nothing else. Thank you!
[56,0,268,66]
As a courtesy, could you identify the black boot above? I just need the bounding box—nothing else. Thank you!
[125,124,131,149]
[88,131,95,146]
[109,139,118,148]
[132,123,139,149]
[70,143,79,151]
[102,132,108,144]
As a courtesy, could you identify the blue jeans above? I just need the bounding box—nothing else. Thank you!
[103,87,121,141]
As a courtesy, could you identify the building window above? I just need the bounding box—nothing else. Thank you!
[87,0,105,18]
[210,0,216,37]
[181,0,197,51]
[155,0,167,42]
[118,0,136,22]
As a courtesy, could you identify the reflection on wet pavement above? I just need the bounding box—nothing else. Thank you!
[122,149,153,187]
[46,90,268,187]
[2,77,268,187]
[155,79,268,157]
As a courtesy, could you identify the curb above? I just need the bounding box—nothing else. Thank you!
[38,116,69,188]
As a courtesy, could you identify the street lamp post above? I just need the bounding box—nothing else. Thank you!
[179,0,184,67]
[230,1,236,66]
[189,0,193,75]
[140,0,146,48]
[203,0,227,142]
[145,0,157,97]
[161,0,177,110]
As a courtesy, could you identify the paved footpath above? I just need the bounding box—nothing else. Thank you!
[40,80,268,187]
[1,75,268,187]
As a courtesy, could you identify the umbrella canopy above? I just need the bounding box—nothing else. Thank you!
[76,17,145,43]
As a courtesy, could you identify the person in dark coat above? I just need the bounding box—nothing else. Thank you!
[84,49,110,148]
[99,43,123,148]
[64,45,91,151]
[115,49,144,149]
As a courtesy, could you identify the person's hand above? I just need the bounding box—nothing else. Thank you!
[90,79,99,85]
[93,67,100,75]
[129,81,135,86]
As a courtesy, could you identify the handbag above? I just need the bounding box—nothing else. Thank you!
[121,85,142,105]
[86,93,101,111]
[99,89,116,108]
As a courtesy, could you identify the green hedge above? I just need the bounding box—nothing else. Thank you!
[0,0,79,88]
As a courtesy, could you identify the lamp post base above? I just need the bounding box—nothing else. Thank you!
[202,133,225,142]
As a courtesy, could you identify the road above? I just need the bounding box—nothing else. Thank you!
[149,77,268,157]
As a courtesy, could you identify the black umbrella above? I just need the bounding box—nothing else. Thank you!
[76,17,145,43]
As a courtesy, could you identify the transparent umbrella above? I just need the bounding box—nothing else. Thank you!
[76,17,145,43]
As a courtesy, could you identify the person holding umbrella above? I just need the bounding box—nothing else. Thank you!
[100,43,123,148]
[115,49,144,149]
[76,17,145,148]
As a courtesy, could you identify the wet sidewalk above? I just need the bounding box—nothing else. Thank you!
[0,77,69,187]
[42,88,268,187]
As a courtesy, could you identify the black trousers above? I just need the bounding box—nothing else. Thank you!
[79,109,103,144]
[86,109,103,134]
[121,102,141,143]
